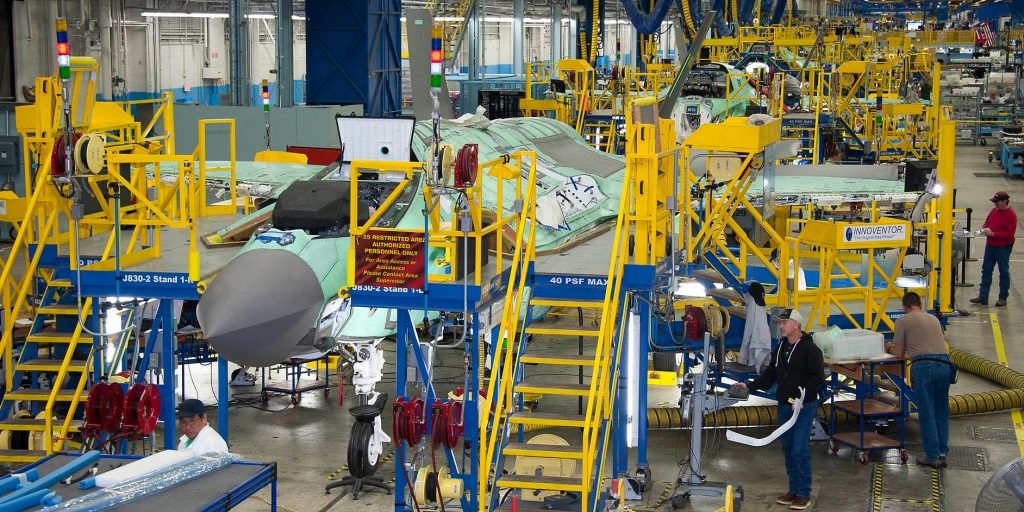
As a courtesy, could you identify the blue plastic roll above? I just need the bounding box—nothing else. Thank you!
[1,451,100,504]
[0,489,55,512]
[0,469,40,495]
[77,476,97,490]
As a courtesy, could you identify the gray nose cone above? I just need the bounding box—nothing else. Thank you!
[198,249,324,367]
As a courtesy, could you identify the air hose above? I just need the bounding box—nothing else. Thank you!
[679,0,697,37]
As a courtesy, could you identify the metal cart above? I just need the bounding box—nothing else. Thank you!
[260,352,333,405]
[827,356,908,464]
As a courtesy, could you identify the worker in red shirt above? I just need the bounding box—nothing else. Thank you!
[971,191,1017,307]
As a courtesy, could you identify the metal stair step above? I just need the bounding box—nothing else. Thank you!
[0,418,83,432]
[508,411,586,428]
[497,474,583,492]
[4,389,79,401]
[0,449,48,463]
[520,352,595,367]
[36,305,82,316]
[17,358,89,372]
[525,326,601,337]
[726,306,747,319]
[515,379,590,397]
[26,332,79,344]
[529,298,604,309]
[692,268,727,283]
[505,443,584,460]
[48,279,74,288]
[707,287,743,303]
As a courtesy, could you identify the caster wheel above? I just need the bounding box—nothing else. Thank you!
[635,466,652,493]
[261,391,269,403]
[829,439,839,454]
[900,450,909,464]
[291,395,300,405]
[324,387,330,397]
[980,138,988,146]
[858,451,869,465]
[670,494,689,510]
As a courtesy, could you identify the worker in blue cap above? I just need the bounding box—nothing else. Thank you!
[177,398,229,455]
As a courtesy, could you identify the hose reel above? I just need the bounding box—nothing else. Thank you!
[512,433,577,502]
[413,466,464,505]
[392,397,426,446]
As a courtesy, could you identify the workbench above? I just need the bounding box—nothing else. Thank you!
[826,356,908,464]
[13,453,276,511]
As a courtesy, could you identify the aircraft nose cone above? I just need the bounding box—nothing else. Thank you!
[198,249,324,367]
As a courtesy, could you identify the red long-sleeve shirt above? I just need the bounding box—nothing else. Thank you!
[983,207,1018,247]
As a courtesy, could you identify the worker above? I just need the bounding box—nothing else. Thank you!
[177,398,229,455]
[736,309,824,510]
[885,292,950,469]
[771,248,807,292]
[970,191,1017,307]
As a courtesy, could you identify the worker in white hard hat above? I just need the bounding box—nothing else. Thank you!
[736,309,824,510]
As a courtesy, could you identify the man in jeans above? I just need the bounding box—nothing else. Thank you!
[971,191,1017,307]
[887,292,950,468]
[737,309,824,510]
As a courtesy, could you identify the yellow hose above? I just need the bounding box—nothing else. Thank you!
[730,0,738,28]
[645,347,1024,428]
[681,0,696,38]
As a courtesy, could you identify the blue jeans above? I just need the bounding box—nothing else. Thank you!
[911,355,951,460]
[778,399,818,498]
[979,244,1012,301]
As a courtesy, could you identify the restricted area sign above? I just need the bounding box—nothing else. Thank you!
[354,229,426,289]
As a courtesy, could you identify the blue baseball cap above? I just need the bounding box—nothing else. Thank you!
[177,398,205,419]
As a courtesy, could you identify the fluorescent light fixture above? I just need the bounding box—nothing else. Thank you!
[142,11,228,18]
[142,11,305,20]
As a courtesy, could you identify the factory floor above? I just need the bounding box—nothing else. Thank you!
[179,145,1023,512]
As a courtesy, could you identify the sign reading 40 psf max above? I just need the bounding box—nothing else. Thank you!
[354,229,426,289]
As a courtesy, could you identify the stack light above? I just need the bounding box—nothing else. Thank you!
[261,79,270,112]
[56,18,71,81]
[430,27,443,90]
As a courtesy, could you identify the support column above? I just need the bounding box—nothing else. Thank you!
[468,3,479,80]
[551,3,562,62]
[98,0,112,100]
[229,0,250,106]
[513,0,524,75]
[276,0,294,107]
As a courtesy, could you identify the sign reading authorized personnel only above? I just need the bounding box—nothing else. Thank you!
[354,229,425,289]
[843,224,908,243]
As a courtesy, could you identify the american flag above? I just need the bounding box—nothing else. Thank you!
[975,21,995,47]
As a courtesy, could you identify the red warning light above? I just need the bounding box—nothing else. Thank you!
[430,50,443,63]
[57,42,70,56]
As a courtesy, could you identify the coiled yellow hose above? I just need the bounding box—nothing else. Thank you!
[681,0,696,38]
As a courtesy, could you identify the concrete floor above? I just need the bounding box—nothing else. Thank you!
[169,144,1024,512]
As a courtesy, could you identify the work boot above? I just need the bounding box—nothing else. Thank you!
[938,455,948,468]
[995,299,1007,307]
[916,456,942,468]
[790,496,811,510]
[969,297,988,305]
[776,492,797,505]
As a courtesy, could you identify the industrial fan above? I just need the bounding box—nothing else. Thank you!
[511,434,578,504]
[976,456,1024,511]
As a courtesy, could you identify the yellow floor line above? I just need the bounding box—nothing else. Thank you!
[989,312,1024,456]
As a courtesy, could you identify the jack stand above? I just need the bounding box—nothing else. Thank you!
[670,333,743,510]
[325,392,393,499]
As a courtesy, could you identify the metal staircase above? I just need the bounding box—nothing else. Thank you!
[0,277,94,463]
[480,113,653,511]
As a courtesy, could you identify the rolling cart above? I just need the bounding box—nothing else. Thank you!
[260,352,333,405]
[827,356,908,464]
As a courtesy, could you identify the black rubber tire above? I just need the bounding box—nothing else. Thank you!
[347,421,380,478]
[670,494,689,510]
[653,352,677,372]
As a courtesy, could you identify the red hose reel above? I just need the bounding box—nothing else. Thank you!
[84,382,161,442]
[453,144,478,189]
[431,400,463,449]
[392,397,426,445]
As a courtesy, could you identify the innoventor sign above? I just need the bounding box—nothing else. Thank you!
[844,224,908,243]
